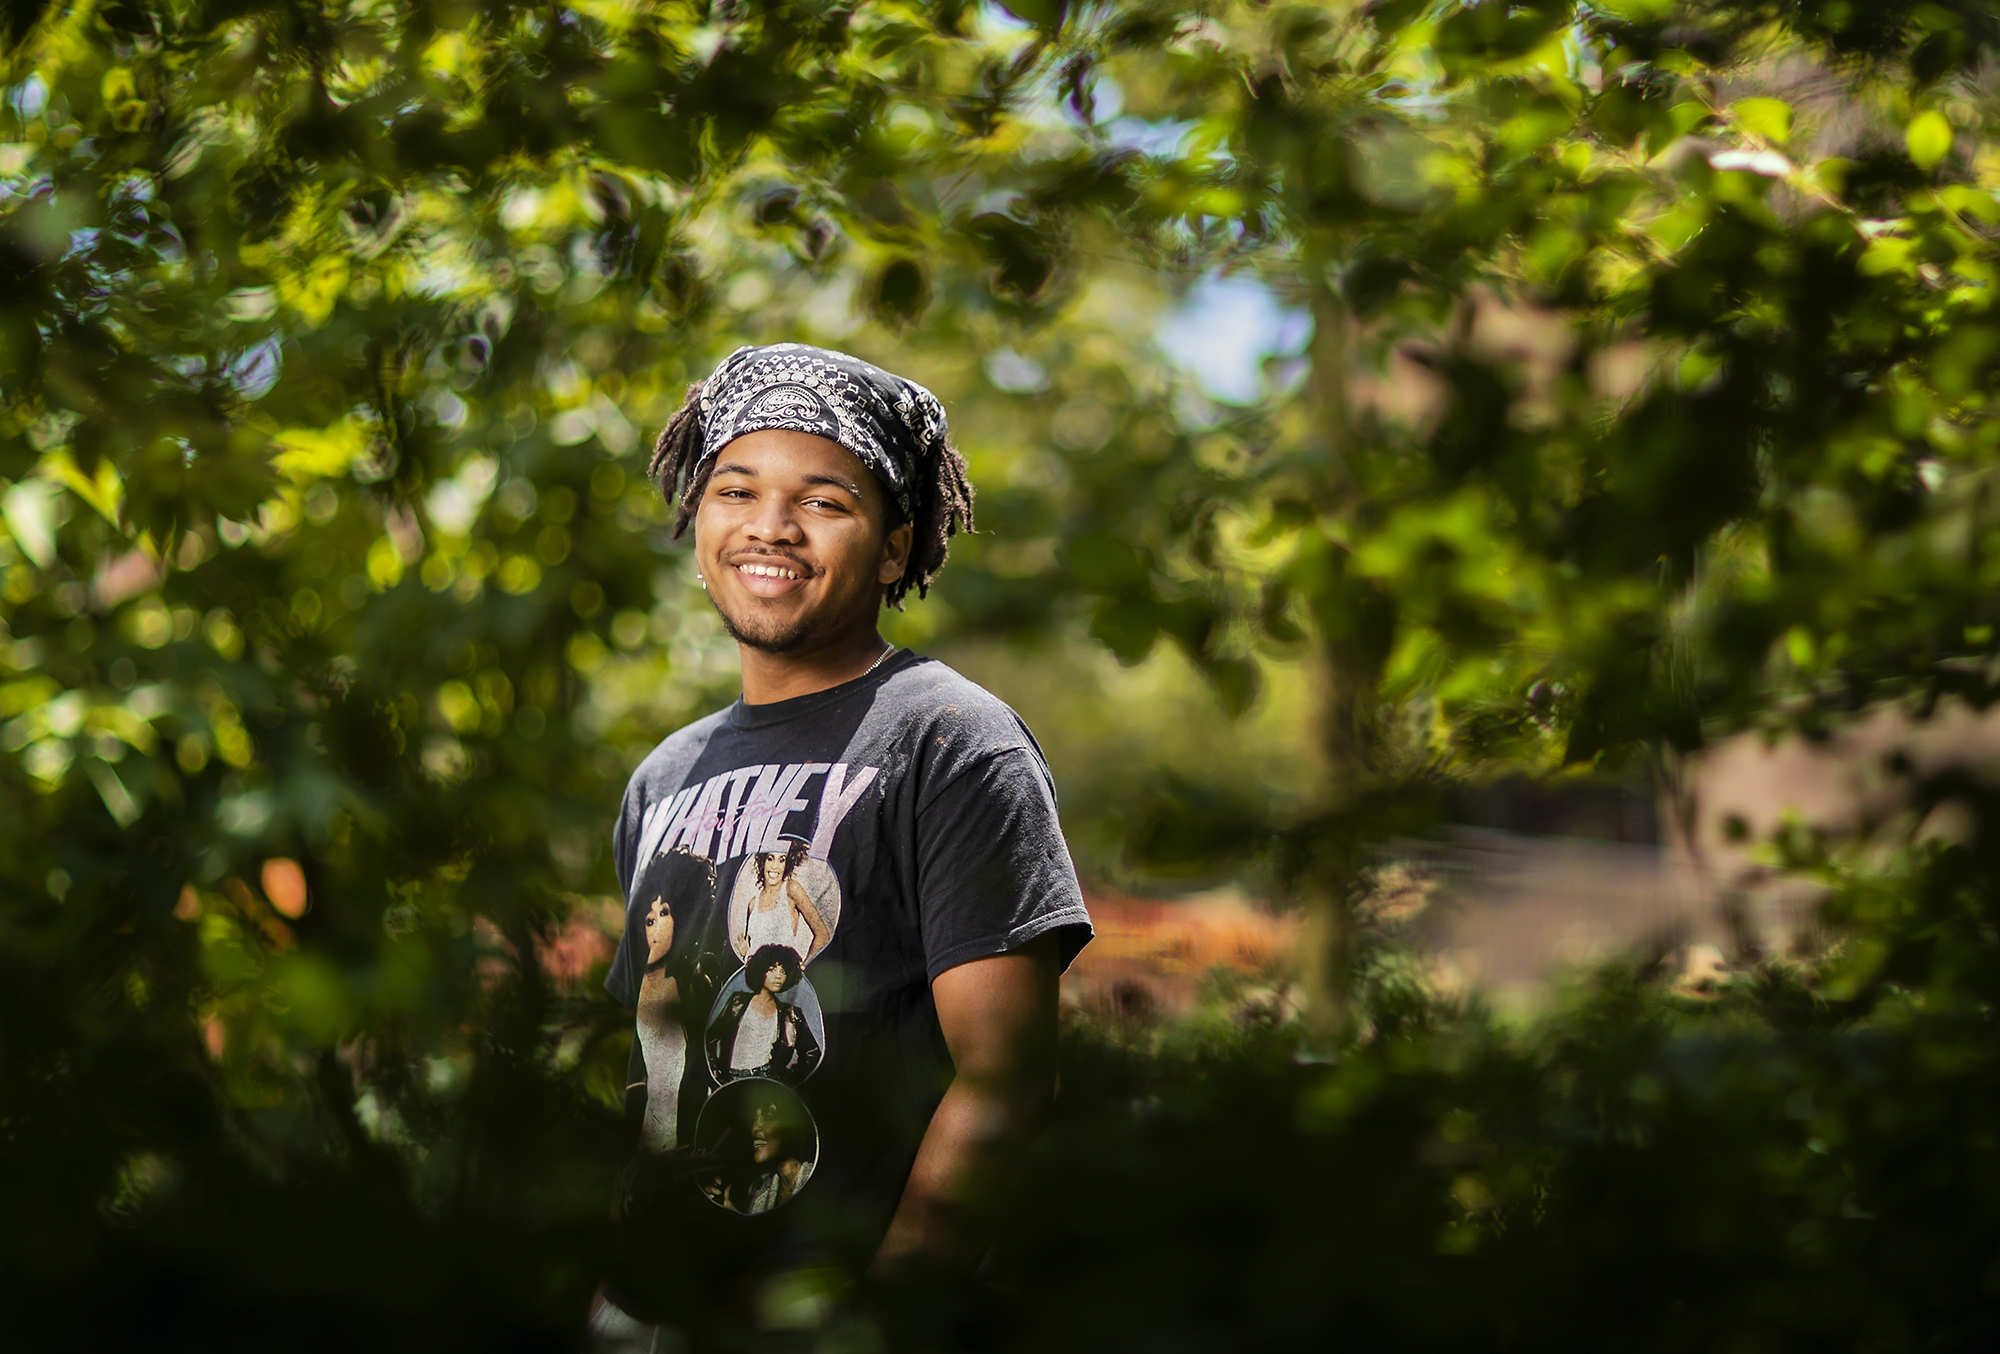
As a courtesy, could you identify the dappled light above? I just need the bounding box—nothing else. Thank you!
[7,1,2000,1350]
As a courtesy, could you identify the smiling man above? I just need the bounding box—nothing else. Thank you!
[596,344,1092,1347]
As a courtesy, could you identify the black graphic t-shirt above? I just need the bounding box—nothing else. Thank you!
[605,650,1091,1281]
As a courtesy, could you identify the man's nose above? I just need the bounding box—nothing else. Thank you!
[742,495,801,544]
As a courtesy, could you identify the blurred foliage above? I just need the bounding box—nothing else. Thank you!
[9,0,2000,1348]
[1018,847,2000,1353]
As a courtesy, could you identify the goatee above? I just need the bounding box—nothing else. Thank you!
[713,598,821,655]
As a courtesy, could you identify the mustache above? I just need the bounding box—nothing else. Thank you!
[723,549,817,577]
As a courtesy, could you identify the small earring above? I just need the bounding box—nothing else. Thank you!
[697,573,706,589]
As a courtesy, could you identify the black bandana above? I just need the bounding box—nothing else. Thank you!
[694,343,949,520]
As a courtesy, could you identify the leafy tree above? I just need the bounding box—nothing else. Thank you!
[8,0,2000,1348]
[0,0,1140,1341]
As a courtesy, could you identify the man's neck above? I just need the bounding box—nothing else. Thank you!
[738,624,893,705]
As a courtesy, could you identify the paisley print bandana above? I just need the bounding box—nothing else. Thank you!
[694,343,949,520]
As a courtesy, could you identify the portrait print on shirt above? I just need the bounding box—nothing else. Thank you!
[618,759,873,1212]
[694,1078,819,1217]
[706,945,826,1087]
[626,839,733,1154]
[633,892,689,1152]
[727,842,842,965]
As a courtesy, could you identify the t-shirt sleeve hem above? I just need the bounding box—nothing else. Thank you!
[925,907,1094,985]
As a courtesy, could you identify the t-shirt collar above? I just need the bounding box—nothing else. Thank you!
[726,648,916,731]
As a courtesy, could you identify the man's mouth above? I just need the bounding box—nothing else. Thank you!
[728,558,811,597]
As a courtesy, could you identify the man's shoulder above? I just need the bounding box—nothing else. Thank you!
[874,655,1043,765]
[623,705,733,801]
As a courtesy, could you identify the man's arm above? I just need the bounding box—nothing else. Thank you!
[872,930,1060,1276]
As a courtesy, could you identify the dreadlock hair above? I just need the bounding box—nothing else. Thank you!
[646,380,976,609]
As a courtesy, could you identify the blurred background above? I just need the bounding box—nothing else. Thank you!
[8,1,2000,1349]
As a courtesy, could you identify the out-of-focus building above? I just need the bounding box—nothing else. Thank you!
[1059,885,1297,1020]
[1412,703,2000,1008]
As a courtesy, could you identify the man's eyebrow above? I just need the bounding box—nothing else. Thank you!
[709,463,862,497]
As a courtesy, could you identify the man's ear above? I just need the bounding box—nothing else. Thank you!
[878,521,914,584]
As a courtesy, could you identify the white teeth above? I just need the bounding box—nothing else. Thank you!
[739,563,800,580]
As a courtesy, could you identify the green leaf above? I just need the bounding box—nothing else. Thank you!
[1,479,60,567]
[966,212,1057,300]
[868,257,930,325]
[997,0,1067,34]
[1064,531,1148,592]
[591,107,703,182]
[1090,596,1160,663]
[86,759,141,828]
[1646,100,1711,156]
[1364,0,1430,37]
[1202,654,1260,716]
[1908,110,1954,171]
[1732,97,1792,146]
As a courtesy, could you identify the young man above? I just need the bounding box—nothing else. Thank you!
[597,343,1092,1342]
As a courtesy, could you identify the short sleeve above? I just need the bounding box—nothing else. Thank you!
[915,747,1093,982]
[604,781,647,1008]
[612,787,641,900]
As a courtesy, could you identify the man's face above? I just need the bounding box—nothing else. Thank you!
[693,430,913,655]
